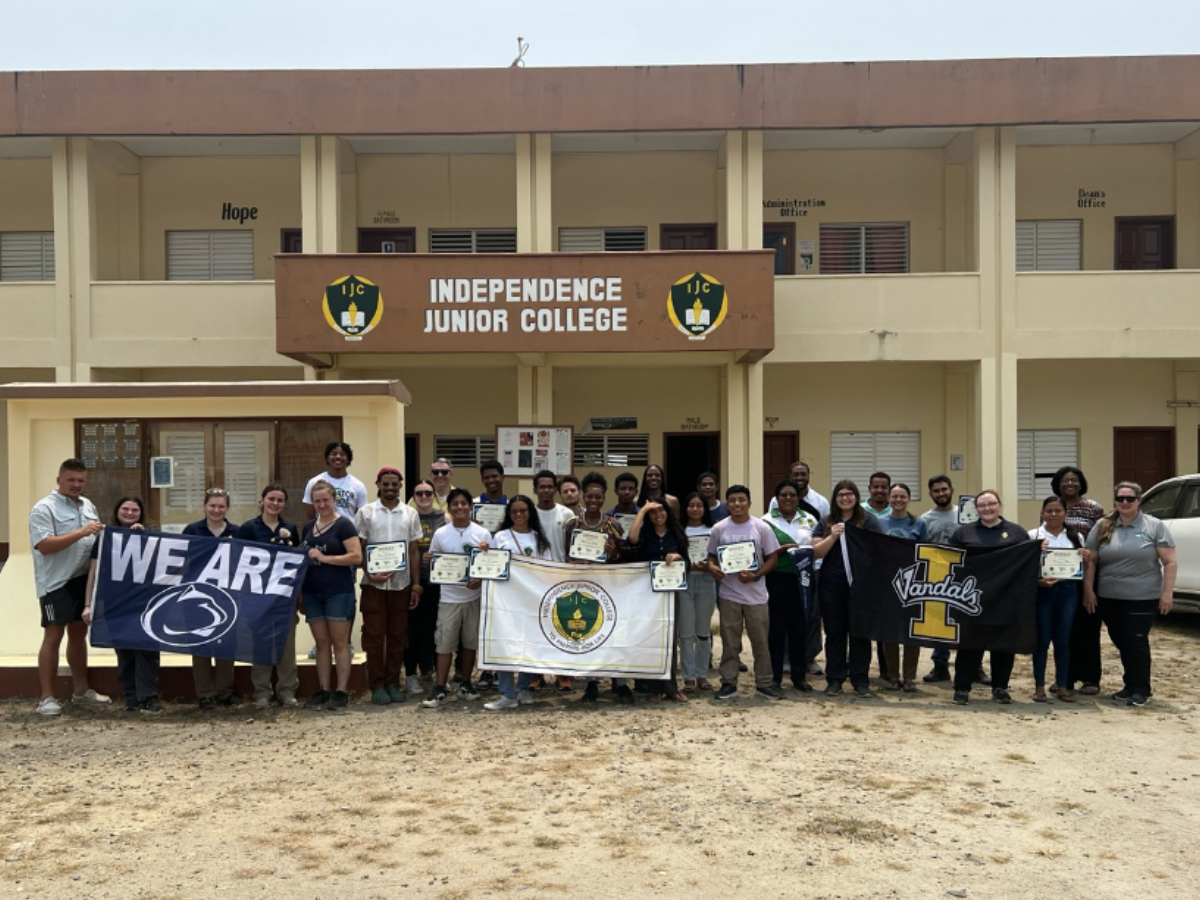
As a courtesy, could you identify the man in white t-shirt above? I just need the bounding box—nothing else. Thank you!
[534,469,575,562]
[707,485,781,701]
[303,441,369,522]
[768,461,830,521]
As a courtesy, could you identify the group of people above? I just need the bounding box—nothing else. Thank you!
[29,444,1177,715]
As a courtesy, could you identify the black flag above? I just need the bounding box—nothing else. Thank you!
[845,527,1040,654]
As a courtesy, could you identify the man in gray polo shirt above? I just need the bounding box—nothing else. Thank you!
[29,458,111,716]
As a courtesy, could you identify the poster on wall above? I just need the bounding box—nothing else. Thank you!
[797,239,815,271]
[496,426,574,477]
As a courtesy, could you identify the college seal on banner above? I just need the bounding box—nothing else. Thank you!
[323,274,383,341]
[539,580,617,653]
[668,271,728,340]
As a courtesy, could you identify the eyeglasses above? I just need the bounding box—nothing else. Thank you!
[510,507,530,515]
[414,490,433,497]
[835,492,856,499]
[778,492,798,499]
[431,469,451,477]
[206,488,229,497]
[1114,495,1138,503]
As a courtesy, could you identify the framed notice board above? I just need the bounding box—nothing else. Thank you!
[495,426,574,477]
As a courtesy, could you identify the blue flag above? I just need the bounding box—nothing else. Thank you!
[90,527,309,666]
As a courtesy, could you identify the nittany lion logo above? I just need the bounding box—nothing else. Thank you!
[891,545,983,643]
[140,583,238,649]
[323,274,383,341]
[668,272,728,340]
[539,580,617,654]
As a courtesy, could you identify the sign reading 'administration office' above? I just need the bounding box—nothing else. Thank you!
[275,251,774,358]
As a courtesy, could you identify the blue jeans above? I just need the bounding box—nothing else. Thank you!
[1034,581,1077,688]
[498,670,534,700]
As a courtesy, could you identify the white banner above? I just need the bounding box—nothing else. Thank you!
[480,557,675,678]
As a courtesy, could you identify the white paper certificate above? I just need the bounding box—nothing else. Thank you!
[366,541,408,575]
[717,541,759,574]
[612,513,637,535]
[687,535,710,566]
[957,496,978,525]
[1041,549,1083,580]
[469,548,511,581]
[650,560,688,592]
[429,553,471,584]
[472,503,507,534]
[569,529,609,562]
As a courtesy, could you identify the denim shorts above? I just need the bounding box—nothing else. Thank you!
[304,592,356,623]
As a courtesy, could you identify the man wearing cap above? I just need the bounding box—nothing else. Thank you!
[355,467,423,705]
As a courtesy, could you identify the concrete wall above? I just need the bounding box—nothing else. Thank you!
[0,159,54,231]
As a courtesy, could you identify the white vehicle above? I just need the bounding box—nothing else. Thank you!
[1138,475,1200,614]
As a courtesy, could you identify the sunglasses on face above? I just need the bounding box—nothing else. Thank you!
[206,488,229,497]
[414,490,434,497]
[431,469,451,476]
[1115,495,1138,503]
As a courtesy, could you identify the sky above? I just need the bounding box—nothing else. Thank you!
[4,0,1200,70]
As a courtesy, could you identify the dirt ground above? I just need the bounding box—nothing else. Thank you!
[3,617,1199,900]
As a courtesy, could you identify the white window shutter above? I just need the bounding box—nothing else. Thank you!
[1016,221,1036,272]
[830,433,877,492]
[1017,429,1078,500]
[875,432,921,498]
[163,433,207,510]
[819,224,908,274]
[831,432,920,499]
[573,434,650,468]
[433,435,497,469]
[1016,430,1035,499]
[1016,220,1081,272]
[223,431,267,510]
[0,232,55,282]
[559,227,647,252]
[167,231,254,281]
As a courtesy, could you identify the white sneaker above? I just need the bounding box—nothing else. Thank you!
[518,690,534,706]
[406,675,424,695]
[36,697,62,716]
[484,696,519,711]
[72,689,111,706]
[421,689,449,709]
[279,695,298,708]
[254,697,271,710]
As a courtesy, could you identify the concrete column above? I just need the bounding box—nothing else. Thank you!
[723,362,747,490]
[719,131,763,251]
[1174,364,1199,475]
[1175,130,1200,270]
[301,136,352,254]
[516,134,553,253]
[51,137,96,382]
[515,363,554,494]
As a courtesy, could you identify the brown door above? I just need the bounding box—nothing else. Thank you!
[762,432,799,510]
[661,224,717,251]
[763,223,796,275]
[1115,217,1175,270]
[1113,427,1175,492]
[358,228,416,253]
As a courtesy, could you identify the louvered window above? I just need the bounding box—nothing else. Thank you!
[162,432,207,511]
[429,229,517,253]
[433,435,498,470]
[0,232,55,282]
[819,223,909,274]
[573,434,651,469]
[1016,220,1081,271]
[558,227,648,252]
[1017,430,1078,500]
[223,430,270,513]
[166,230,254,281]
[830,432,921,499]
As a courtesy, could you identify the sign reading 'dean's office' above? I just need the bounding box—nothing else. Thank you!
[275,251,774,357]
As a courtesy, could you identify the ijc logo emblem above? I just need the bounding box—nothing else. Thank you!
[539,580,617,654]
[140,583,239,648]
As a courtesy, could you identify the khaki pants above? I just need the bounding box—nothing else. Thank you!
[192,656,235,700]
[719,601,772,688]
[250,613,300,702]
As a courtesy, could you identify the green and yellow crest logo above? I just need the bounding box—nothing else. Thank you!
[552,590,605,644]
[323,274,383,341]
[539,580,617,654]
[668,272,728,340]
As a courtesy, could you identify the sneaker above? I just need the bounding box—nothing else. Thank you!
[72,689,111,707]
[198,697,216,710]
[922,666,951,683]
[406,675,424,696]
[217,694,240,707]
[36,697,62,716]
[806,662,825,676]
[715,683,738,700]
[304,690,331,709]
[992,688,1013,704]
[738,661,749,673]
[140,697,164,715]
[476,672,497,691]
[327,690,349,710]
[457,681,481,701]
[615,684,634,704]
[421,687,449,709]
[307,644,318,660]
[347,643,356,657]
[853,684,873,698]
[1128,694,1149,708]
[824,681,843,695]
[278,695,298,708]
[581,681,600,702]
[124,699,139,712]
[952,690,970,706]
[370,687,392,705]
[1112,687,1134,701]
[791,679,813,693]
[386,685,407,703]
[756,684,783,701]
[254,696,271,710]
[976,667,992,686]
[484,695,519,711]
[517,690,535,705]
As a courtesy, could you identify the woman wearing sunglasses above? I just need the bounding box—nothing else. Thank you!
[1082,482,1177,707]
[183,488,240,709]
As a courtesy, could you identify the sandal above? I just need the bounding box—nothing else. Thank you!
[902,680,917,693]
[667,692,689,703]
[1032,691,1049,703]
[1078,683,1100,695]
[696,678,713,691]
[682,680,697,693]
[1055,687,1077,703]
[648,693,664,703]
[886,678,902,691]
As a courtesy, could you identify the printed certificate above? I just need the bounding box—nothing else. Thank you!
[472,503,507,534]
[650,560,688,592]
[687,535,710,566]
[429,553,471,584]
[469,548,511,581]
[612,513,637,535]
[1041,549,1084,580]
[717,541,759,575]
[569,529,609,562]
[365,541,408,575]
[957,496,978,525]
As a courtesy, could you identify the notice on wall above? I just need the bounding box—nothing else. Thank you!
[797,239,815,271]
[496,426,574,477]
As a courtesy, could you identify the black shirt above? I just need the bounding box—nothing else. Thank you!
[235,515,299,547]
[949,518,1029,549]
[633,528,689,566]
[814,515,884,586]
[182,519,238,539]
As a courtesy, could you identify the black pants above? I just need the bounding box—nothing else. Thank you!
[1102,596,1157,696]
[805,570,823,664]
[404,582,440,677]
[1067,596,1105,688]
[954,649,1014,692]
[116,648,161,703]
[766,571,807,685]
[819,577,870,689]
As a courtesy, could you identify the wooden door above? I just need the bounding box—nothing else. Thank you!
[358,228,416,253]
[1115,217,1175,270]
[660,224,717,251]
[763,223,796,275]
[1113,427,1175,492]
[762,432,799,511]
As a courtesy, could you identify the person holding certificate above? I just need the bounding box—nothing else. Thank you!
[356,467,423,706]
[679,493,717,691]
[484,496,554,711]
[628,500,690,703]
[421,489,491,709]
[472,459,508,690]
[1029,495,1088,703]
[762,479,820,694]
[606,472,642,544]
[1050,465,1107,697]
